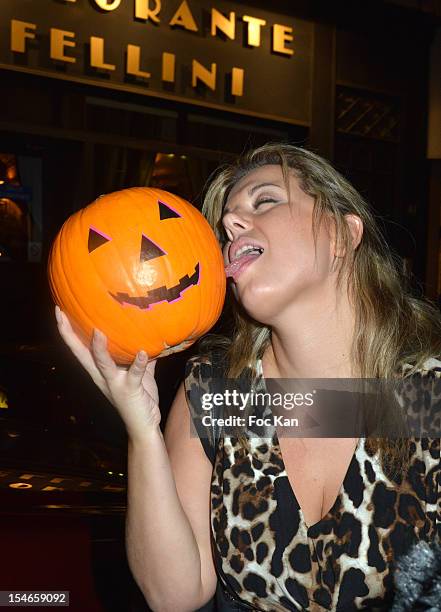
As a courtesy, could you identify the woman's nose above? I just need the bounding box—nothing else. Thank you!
[222,209,252,241]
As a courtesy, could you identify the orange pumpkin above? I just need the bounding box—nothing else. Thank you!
[48,187,226,364]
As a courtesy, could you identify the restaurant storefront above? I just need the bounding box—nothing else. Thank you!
[1,2,439,328]
[0,1,440,609]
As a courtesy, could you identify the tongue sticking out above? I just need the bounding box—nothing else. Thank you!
[225,252,261,280]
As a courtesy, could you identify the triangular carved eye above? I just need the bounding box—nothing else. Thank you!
[158,200,181,220]
[88,227,111,253]
[141,234,167,262]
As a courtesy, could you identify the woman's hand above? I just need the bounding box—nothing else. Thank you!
[55,305,161,440]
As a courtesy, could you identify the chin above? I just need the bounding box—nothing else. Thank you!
[237,290,283,325]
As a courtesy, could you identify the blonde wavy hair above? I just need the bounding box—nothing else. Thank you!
[197,142,441,476]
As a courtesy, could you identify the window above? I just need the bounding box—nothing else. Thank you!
[0,153,42,263]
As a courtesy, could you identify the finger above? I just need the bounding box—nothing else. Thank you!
[55,304,61,324]
[126,350,149,388]
[145,357,157,377]
[56,308,101,376]
[142,358,158,403]
[91,329,118,380]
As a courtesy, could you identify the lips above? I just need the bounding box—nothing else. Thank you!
[229,238,264,263]
[224,237,265,282]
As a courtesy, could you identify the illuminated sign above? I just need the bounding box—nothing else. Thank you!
[0,0,313,124]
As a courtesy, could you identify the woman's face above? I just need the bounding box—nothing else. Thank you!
[221,164,337,325]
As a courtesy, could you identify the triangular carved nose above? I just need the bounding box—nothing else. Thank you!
[140,234,167,262]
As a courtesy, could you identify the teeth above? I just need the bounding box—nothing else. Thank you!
[233,244,263,260]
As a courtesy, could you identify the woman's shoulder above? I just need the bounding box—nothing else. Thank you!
[401,355,441,377]
[183,349,230,416]
[419,356,441,374]
[183,350,228,467]
[184,348,228,380]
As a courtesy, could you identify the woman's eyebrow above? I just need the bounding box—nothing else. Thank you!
[248,181,284,195]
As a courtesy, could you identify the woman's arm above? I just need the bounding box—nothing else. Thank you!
[54,307,216,611]
[126,381,217,612]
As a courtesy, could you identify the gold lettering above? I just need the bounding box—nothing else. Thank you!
[192,60,216,90]
[90,36,116,71]
[135,0,161,23]
[211,9,235,40]
[272,24,294,56]
[242,15,266,47]
[169,1,198,32]
[127,44,150,78]
[231,67,244,96]
[92,0,121,10]
[50,28,76,63]
[162,52,175,82]
[11,19,36,53]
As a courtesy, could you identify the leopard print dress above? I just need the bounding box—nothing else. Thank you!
[184,355,441,611]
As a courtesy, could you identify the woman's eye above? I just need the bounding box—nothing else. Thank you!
[253,197,277,208]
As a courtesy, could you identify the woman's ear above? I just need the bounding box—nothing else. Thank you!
[334,214,363,258]
[346,214,363,250]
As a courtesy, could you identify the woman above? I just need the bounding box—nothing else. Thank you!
[55,143,441,611]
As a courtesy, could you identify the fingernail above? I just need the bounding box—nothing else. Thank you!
[137,350,147,362]
[55,306,64,326]
[93,329,102,341]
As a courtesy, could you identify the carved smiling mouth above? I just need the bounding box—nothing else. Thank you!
[109,262,200,310]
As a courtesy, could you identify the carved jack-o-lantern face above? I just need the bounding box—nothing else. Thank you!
[88,199,201,310]
[48,187,226,364]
